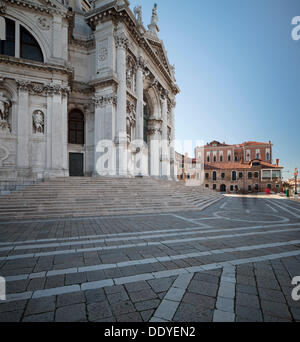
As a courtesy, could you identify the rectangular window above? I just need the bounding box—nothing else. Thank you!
[254,172,259,178]
[221,173,225,179]
[272,170,281,179]
[248,172,252,179]
[205,173,209,179]
[248,185,252,192]
[239,172,243,179]
[213,184,217,190]
[262,170,271,179]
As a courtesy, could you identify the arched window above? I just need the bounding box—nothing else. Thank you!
[20,26,43,62]
[68,110,84,145]
[0,17,44,62]
[0,18,15,57]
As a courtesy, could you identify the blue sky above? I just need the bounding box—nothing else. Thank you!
[130,0,300,180]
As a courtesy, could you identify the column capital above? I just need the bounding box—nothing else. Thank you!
[114,33,129,50]
[94,94,117,108]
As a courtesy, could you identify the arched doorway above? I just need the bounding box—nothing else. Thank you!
[220,184,226,192]
[68,109,84,177]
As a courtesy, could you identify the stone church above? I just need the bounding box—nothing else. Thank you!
[0,0,179,183]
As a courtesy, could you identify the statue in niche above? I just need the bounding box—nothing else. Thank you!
[33,110,44,134]
[0,92,11,133]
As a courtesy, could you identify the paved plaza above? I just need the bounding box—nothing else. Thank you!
[0,197,300,322]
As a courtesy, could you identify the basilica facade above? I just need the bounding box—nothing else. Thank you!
[0,0,179,182]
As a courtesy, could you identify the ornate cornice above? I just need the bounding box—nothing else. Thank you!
[1,0,70,17]
[93,94,117,108]
[89,77,119,92]
[16,80,70,96]
[70,38,95,49]
[71,82,94,94]
[0,55,73,77]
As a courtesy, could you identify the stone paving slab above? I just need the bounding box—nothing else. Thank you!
[0,197,300,322]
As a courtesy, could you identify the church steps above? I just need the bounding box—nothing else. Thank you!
[0,178,223,221]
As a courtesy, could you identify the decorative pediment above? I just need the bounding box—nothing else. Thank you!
[145,36,174,79]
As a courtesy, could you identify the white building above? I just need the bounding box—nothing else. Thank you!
[0,0,179,183]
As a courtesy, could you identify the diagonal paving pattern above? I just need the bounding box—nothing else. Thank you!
[0,197,300,322]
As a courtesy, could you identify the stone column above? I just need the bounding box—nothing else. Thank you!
[135,57,145,142]
[161,90,170,179]
[148,120,162,178]
[16,82,30,170]
[93,94,116,176]
[115,33,128,176]
[46,84,69,177]
[170,100,176,180]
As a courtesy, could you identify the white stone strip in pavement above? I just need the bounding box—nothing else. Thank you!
[171,214,209,225]
[150,273,193,322]
[265,203,278,213]
[4,238,300,282]
[213,266,236,322]
[268,200,300,218]
[0,218,297,248]
[1,226,300,262]
[220,201,228,209]
[0,213,183,226]
[0,225,219,252]
[0,224,205,247]
[277,200,300,213]
[3,249,300,303]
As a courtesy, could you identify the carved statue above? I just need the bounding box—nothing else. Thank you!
[0,92,11,132]
[151,4,158,25]
[33,110,44,134]
[134,5,143,25]
[148,3,159,36]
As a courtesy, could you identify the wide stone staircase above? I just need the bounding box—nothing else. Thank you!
[0,177,223,221]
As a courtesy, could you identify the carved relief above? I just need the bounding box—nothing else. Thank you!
[0,92,11,133]
[16,81,70,96]
[33,110,44,134]
[99,47,108,62]
[126,101,136,142]
[94,95,117,108]
[114,33,129,49]
[36,16,51,31]
[0,146,8,166]
[126,55,136,92]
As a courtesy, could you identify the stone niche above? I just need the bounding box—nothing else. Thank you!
[0,90,12,135]
[32,110,45,134]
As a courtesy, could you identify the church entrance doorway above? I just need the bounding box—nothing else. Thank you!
[69,153,84,177]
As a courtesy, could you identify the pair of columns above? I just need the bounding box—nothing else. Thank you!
[94,31,173,178]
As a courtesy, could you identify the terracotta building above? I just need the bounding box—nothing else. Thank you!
[177,141,283,193]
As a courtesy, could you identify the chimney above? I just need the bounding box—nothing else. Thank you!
[276,159,279,167]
